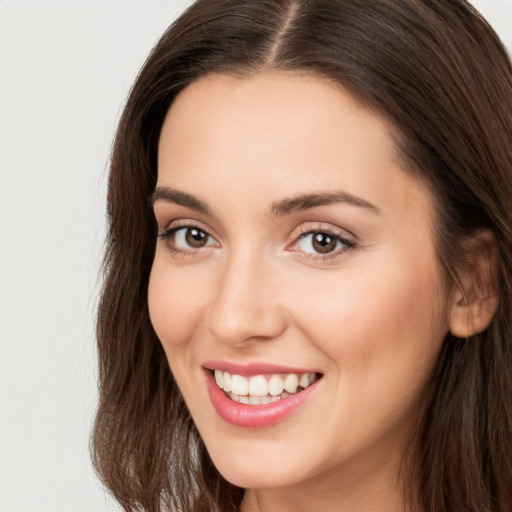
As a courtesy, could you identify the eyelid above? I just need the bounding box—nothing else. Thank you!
[286,223,357,259]
[287,222,356,244]
[157,218,219,240]
[156,218,356,261]
[156,219,221,257]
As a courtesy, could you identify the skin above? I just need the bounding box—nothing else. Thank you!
[148,72,456,512]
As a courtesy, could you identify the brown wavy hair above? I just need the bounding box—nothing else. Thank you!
[91,1,512,511]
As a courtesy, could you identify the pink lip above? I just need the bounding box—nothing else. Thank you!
[203,360,316,376]
[204,368,321,428]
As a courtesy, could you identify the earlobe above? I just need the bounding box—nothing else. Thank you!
[449,230,500,338]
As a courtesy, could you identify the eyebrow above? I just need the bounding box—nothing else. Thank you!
[271,191,380,216]
[150,186,380,216]
[150,187,211,215]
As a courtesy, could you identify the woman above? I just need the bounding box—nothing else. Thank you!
[91,0,512,511]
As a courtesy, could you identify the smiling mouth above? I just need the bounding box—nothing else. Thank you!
[213,369,321,405]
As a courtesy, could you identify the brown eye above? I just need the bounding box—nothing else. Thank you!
[311,233,338,254]
[295,230,354,257]
[160,226,217,250]
[184,228,208,248]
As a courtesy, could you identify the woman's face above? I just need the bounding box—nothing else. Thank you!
[149,72,452,498]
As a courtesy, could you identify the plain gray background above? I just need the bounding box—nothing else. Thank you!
[0,1,510,510]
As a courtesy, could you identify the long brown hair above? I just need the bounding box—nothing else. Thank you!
[91,1,512,511]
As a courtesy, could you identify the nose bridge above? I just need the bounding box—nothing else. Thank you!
[206,244,285,345]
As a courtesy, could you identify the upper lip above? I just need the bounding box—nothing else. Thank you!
[202,360,320,376]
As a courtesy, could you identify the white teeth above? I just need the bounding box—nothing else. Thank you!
[213,370,319,405]
[268,374,284,396]
[230,374,249,396]
[248,395,261,405]
[299,373,311,388]
[284,373,299,393]
[223,371,231,392]
[249,375,268,397]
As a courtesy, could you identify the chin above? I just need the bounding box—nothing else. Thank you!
[211,454,303,490]
[198,428,322,491]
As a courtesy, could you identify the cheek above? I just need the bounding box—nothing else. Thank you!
[285,260,449,455]
[290,257,448,387]
[147,259,209,349]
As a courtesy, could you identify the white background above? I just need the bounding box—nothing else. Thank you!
[0,1,510,511]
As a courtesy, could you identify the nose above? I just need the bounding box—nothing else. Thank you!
[205,247,287,346]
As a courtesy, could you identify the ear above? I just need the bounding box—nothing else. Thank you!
[449,229,500,338]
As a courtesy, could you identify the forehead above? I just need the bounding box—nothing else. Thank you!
[160,72,394,160]
[157,71,432,226]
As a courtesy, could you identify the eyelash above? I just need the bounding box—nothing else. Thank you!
[157,223,356,261]
[291,226,356,261]
[157,223,215,258]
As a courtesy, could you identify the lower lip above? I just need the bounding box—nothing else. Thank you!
[205,370,320,428]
